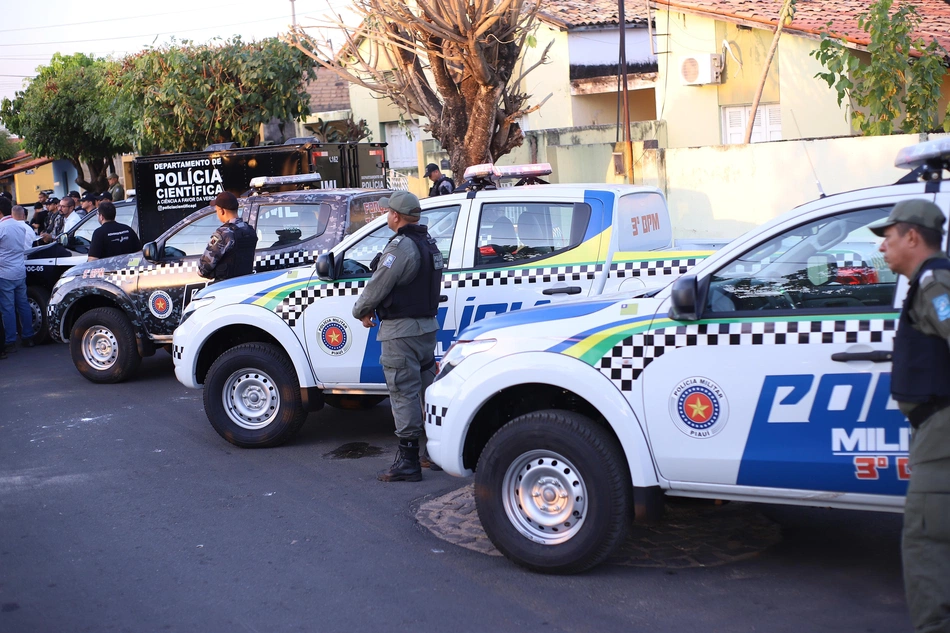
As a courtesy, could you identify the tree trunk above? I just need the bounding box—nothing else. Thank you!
[745,0,794,144]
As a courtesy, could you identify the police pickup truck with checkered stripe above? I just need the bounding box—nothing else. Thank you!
[47,174,390,383]
[421,139,950,574]
[172,163,725,449]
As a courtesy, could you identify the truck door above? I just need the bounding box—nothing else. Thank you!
[639,194,945,501]
[452,194,601,336]
[301,203,466,387]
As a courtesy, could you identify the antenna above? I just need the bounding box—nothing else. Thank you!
[790,109,825,198]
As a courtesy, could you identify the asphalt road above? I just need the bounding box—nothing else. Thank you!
[1,343,910,633]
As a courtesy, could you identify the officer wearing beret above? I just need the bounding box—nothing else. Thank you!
[872,199,950,633]
[198,191,258,282]
[352,191,443,482]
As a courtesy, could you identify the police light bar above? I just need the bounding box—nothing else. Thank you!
[495,163,553,179]
[249,173,322,188]
[463,163,501,180]
[895,138,950,170]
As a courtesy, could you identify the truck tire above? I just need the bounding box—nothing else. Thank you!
[203,343,307,448]
[26,286,50,344]
[324,394,386,410]
[474,410,631,574]
[69,307,142,383]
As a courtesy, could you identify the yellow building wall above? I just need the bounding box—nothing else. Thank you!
[716,23,779,106]
[520,25,573,130]
[779,36,852,139]
[13,162,54,202]
[654,10,722,148]
[570,90,657,127]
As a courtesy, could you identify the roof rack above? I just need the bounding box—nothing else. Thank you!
[894,138,950,185]
[248,173,323,193]
[455,162,553,192]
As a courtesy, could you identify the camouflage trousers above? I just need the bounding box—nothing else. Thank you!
[380,331,438,440]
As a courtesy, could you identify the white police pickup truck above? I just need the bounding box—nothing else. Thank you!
[423,139,950,574]
[173,164,723,448]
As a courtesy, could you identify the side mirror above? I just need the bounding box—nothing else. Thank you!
[142,241,160,262]
[58,233,70,248]
[315,252,336,280]
[668,275,702,321]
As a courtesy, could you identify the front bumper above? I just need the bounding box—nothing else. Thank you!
[172,316,200,389]
[424,369,471,477]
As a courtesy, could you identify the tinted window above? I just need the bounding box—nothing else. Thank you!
[706,207,897,313]
[256,204,329,250]
[475,201,590,267]
[162,212,222,258]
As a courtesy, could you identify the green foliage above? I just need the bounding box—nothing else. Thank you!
[110,37,316,152]
[311,116,372,143]
[0,129,20,162]
[0,53,129,164]
[811,0,948,135]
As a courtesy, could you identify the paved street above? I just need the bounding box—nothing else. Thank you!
[1,344,910,632]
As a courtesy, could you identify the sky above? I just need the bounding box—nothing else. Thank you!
[0,0,356,107]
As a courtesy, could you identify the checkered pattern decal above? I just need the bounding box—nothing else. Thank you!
[172,345,183,360]
[426,403,448,427]
[599,317,897,391]
[444,258,702,289]
[104,249,322,284]
[275,281,366,327]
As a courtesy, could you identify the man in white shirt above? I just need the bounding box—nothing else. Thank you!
[0,197,35,353]
[11,206,37,249]
[61,196,82,234]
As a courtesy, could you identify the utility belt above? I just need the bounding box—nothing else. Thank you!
[907,397,950,428]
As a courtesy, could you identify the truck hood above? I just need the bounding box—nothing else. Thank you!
[61,250,146,278]
[193,266,312,301]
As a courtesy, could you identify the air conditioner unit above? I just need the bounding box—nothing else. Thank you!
[680,54,723,86]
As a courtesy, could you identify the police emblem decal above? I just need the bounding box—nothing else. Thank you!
[668,377,730,438]
[148,290,174,319]
[317,317,352,356]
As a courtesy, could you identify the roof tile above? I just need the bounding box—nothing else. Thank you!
[538,0,650,28]
[304,67,351,114]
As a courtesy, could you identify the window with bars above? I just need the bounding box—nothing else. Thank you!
[721,104,782,145]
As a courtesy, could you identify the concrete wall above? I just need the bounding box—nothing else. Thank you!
[647,133,945,241]
[778,36,852,139]
[521,24,573,130]
[14,162,54,204]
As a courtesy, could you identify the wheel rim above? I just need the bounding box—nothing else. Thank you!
[501,449,588,545]
[222,368,280,430]
[81,325,118,370]
[28,298,42,327]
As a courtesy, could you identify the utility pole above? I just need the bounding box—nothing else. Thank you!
[744,0,795,144]
[618,0,634,183]
[290,0,297,27]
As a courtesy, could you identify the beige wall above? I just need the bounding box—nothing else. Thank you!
[570,90,656,127]
[520,24,572,130]
[654,133,944,240]
[716,22,779,106]
[779,36,852,139]
[654,10,722,148]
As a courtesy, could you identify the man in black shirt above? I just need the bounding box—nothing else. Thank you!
[88,201,141,261]
[425,163,455,197]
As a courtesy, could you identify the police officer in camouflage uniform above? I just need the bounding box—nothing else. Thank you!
[198,191,258,282]
[352,191,443,482]
[872,199,950,633]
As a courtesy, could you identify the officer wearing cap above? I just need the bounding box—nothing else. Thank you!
[871,199,950,633]
[425,163,455,197]
[352,191,443,482]
[198,192,258,282]
[107,172,125,201]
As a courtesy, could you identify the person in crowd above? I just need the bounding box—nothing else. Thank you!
[351,191,443,482]
[30,202,48,234]
[0,197,35,353]
[11,206,36,249]
[197,192,257,282]
[107,172,125,201]
[88,201,140,261]
[39,197,79,243]
[425,163,455,197]
[80,192,97,218]
[872,200,950,633]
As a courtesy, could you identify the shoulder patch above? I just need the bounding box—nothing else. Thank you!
[209,234,220,247]
[932,294,950,321]
[382,254,397,269]
[390,236,403,245]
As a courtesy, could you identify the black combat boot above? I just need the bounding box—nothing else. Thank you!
[377,438,422,482]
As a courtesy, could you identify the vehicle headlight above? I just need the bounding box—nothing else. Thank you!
[435,338,496,381]
[180,296,215,324]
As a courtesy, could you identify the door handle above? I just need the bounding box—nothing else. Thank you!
[543,286,583,296]
[439,294,448,303]
[831,350,893,363]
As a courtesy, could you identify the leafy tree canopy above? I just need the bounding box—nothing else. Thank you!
[811,0,949,135]
[0,52,129,190]
[110,37,317,153]
[0,129,21,162]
